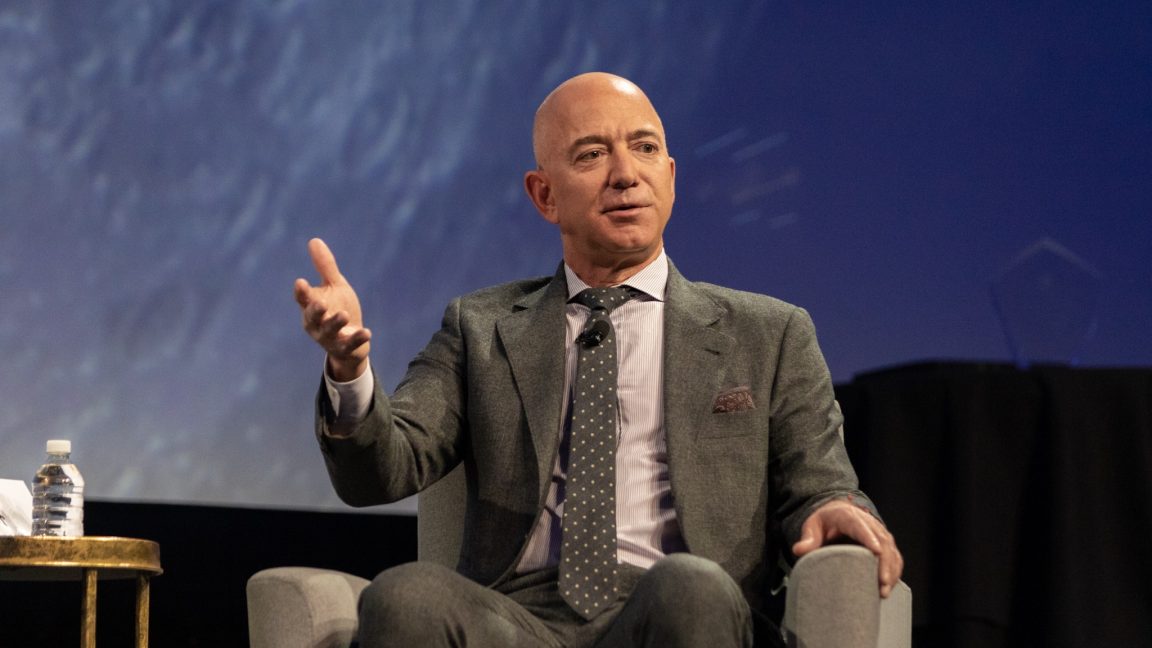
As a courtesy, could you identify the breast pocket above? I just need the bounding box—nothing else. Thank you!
[698,408,765,439]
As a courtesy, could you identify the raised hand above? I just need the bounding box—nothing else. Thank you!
[293,238,371,381]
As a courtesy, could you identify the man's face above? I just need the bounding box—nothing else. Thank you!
[526,76,676,273]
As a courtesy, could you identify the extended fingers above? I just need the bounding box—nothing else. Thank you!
[304,302,349,342]
[318,310,352,341]
[303,303,369,354]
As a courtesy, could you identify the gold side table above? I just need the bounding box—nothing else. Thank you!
[0,536,162,648]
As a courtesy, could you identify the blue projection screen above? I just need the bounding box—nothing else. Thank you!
[1,1,1149,512]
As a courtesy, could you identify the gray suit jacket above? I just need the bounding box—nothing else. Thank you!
[317,261,873,613]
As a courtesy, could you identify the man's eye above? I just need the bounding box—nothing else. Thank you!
[637,143,657,154]
[579,150,603,161]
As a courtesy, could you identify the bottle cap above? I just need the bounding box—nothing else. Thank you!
[46,439,71,454]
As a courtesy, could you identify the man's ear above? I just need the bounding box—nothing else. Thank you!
[524,169,558,224]
[669,156,676,201]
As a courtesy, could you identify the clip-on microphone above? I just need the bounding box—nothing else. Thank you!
[576,319,611,348]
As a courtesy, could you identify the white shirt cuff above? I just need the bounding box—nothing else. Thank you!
[323,358,374,423]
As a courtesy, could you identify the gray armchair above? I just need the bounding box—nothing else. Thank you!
[248,467,911,647]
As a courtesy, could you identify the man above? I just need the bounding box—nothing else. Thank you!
[294,72,902,648]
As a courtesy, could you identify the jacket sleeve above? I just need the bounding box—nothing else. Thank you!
[315,297,468,507]
[767,306,882,551]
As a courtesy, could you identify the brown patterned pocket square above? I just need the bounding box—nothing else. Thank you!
[712,386,756,413]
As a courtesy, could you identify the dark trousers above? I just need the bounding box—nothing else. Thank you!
[356,553,761,648]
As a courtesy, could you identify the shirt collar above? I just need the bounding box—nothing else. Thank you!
[564,250,669,302]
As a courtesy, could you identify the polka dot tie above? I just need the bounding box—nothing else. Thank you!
[559,286,634,619]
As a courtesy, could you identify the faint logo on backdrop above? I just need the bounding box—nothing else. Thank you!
[992,238,1102,368]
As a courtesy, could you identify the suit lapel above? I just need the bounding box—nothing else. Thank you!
[494,261,738,511]
[662,263,736,502]
[497,266,570,489]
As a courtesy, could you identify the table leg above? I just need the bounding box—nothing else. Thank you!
[135,574,150,648]
[81,568,97,648]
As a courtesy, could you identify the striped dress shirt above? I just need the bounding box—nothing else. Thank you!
[517,251,685,572]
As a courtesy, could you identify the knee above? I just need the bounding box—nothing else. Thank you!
[358,562,459,644]
[646,554,743,602]
[626,555,751,645]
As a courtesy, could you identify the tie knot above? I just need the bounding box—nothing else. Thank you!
[572,286,635,314]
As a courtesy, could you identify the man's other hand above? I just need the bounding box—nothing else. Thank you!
[792,499,904,598]
[294,238,371,381]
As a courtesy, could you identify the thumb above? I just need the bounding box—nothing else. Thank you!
[792,520,823,557]
[308,238,345,286]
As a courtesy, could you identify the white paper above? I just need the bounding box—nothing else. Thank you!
[0,478,33,536]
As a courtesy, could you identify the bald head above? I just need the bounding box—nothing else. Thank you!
[522,72,676,285]
[532,73,666,169]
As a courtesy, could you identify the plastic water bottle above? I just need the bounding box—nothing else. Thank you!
[31,439,85,537]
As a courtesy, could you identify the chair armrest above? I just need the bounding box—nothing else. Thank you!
[247,567,370,648]
[782,545,912,648]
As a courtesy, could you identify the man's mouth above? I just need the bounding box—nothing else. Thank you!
[602,203,647,215]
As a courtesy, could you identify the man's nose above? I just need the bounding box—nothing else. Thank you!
[608,152,639,190]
